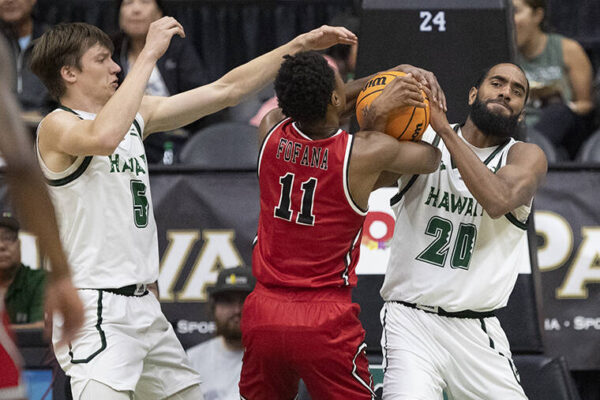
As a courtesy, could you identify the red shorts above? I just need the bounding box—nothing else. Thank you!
[239,284,375,400]
[0,308,25,399]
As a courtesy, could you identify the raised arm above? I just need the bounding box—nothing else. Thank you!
[141,25,357,134]
[349,131,441,207]
[428,102,547,219]
[0,37,82,345]
[37,17,185,159]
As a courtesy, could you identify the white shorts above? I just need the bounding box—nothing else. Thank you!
[53,289,202,400]
[380,302,527,400]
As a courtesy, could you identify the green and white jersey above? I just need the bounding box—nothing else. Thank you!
[36,108,158,288]
[380,125,531,312]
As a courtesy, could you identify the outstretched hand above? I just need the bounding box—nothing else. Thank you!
[392,64,447,111]
[45,276,84,347]
[297,25,357,51]
[142,16,186,61]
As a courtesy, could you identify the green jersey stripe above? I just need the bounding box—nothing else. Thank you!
[47,156,93,187]
[504,212,528,230]
[69,290,107,364]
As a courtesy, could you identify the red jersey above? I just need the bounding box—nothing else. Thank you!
[253,118,367,288]
[0,299,24,395]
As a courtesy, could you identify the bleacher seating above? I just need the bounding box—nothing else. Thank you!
[526,127,563,163]
[576,130,600,162]
[515,355,583,400]
[179,122,258,169]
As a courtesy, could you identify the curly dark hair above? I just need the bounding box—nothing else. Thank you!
[275,51,335,124]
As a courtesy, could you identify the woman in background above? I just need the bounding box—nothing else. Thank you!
[513,0,594,159]
[112,0,211,163]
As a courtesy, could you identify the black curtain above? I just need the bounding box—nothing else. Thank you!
[34,0,357,81]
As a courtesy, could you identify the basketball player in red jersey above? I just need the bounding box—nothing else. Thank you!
[239,51,444,399]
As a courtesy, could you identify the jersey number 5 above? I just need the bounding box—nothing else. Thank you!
[274,173,317,226]
[416,216,477,270]
[130,180,149,228]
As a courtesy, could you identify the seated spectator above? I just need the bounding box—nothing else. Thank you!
[112,0,211,163]
[186,267,255,400]
[513,0,595,159]
[0,0,53,119]
[0,212,46,328]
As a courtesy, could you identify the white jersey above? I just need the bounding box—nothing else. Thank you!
[380,125,531,312]
[187,337,243,400]
[36,108,159,288]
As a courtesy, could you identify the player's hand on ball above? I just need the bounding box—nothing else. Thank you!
[298,25,357,51]
[376,73,426,110]
[423,85,450,133]
[45,276,84,347]
[393,64,447,111]
[357,71,430,140]
[143,16,186,61]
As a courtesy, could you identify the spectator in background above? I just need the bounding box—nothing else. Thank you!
[0,0,53,119]
[112,0,211,163]
[186,267,255,400]
[0,212,46,328]
[513,0,595,159]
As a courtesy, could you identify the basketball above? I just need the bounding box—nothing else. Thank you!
[355,71,430,141]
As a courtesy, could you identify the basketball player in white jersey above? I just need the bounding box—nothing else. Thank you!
[371,63,547,399]
[30,17,356,400]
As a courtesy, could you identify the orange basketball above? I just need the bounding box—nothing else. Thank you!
[356,71,430,141]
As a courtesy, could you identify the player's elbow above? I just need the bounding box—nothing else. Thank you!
[93,132,122,156]
[486,209,506,219]
[483,199,512,219]
[423,147,442,173]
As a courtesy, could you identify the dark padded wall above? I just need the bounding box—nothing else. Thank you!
[355,0,516,124]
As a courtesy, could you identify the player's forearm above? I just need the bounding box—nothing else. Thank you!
[6,169,71,281]
[345,75,370,104]
[91,51,156,148]
[3,164,72,281]
[0,88,72,281]
[340,75,372,118]
[218,38,306,106]
[145,37,308,133]
[360,94,395,133]
[437,126,514,218]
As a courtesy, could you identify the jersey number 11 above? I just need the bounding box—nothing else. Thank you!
[274,173,317,226]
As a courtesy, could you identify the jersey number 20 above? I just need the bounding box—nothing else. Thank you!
[274,173,317,226]
[416,216,477,270]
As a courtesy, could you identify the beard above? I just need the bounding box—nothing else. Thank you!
[215,315,242,341]
[469,96,520,139]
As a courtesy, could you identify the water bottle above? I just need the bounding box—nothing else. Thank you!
[162,140,174,165]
